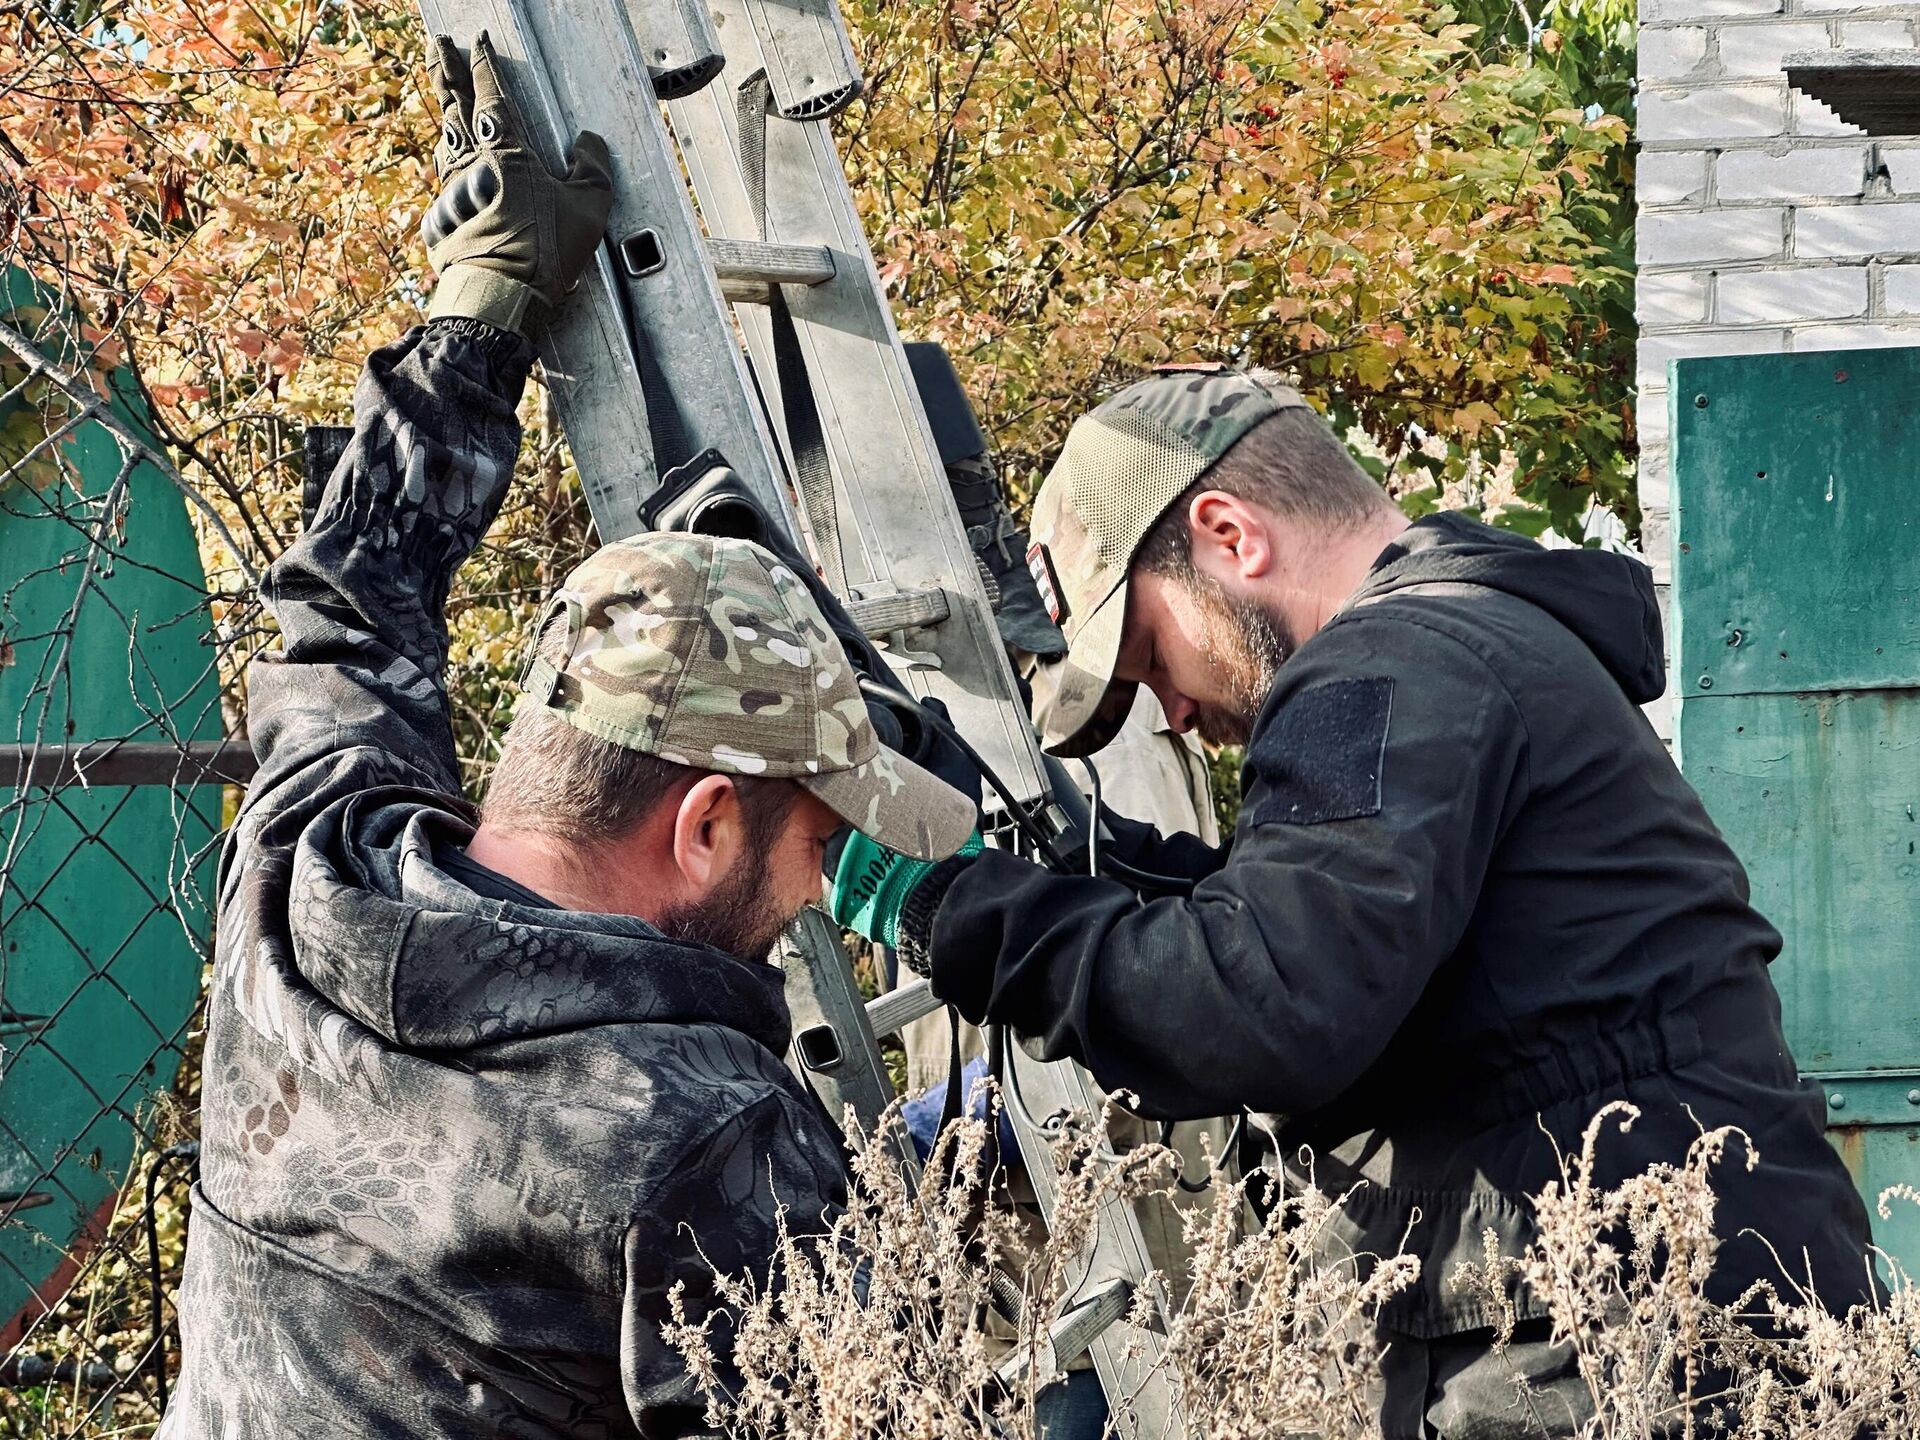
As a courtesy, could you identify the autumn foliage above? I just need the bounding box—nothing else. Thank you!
[1,0,1631,747]
[843,0,1634,532]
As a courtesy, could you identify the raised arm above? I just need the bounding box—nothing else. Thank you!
[241,321,534,807]
[231,31,610,843]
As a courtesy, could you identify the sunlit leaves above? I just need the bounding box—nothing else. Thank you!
[841,0,1634,536]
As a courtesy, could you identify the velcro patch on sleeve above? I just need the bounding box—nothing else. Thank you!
[1246,676,1394,827]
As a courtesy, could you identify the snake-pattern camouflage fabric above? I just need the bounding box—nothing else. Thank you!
[163,322,847,1440]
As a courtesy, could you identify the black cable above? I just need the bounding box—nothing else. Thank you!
[1158,1114,1248,1193]
[854,677,1073,871]
[1095,851,1197,897]
[145,1139,199,1413]
[855,677,1199,896]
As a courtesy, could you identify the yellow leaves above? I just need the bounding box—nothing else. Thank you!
[1,0,429,499]
[1450,401,1502,438]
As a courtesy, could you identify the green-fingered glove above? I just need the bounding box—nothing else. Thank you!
[827,830,983,950]
[421,32,614,335]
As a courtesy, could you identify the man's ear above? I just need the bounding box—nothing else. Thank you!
[1187,489,1273,586]
[671,773,744,894]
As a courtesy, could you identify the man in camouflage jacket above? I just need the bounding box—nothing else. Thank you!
[165,35,974,1438]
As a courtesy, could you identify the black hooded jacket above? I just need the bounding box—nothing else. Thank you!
[910,512,1876,1337]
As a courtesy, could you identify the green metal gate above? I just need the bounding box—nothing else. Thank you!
[0,266,221,1336]
[1671,344,1920,1276]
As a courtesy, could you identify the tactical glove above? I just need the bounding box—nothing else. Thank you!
[827,830,982,952]
[422,32,614,335]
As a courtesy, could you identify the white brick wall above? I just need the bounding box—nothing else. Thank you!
[1883,144,1920,189]
[1635,0,1920,740]
[1715,144,1869,196]
[1720,264,1873,317]
[1717,20,1835,73]
[1635,5,1920,554]
[1644,26,1712,76]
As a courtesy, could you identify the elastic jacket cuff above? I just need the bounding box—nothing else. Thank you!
[427,265,541,335]
[894,851,979,981]
[421,318,538,398]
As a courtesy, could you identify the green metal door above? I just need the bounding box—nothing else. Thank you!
[1671,345,1920,1275]
[0,268,220,1330]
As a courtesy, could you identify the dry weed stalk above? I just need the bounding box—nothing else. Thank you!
[665,1091,1416,1440]
[671,1094,1920,1439]
[1164,1153,1417,1440]
[663,1096,1062,1440]
[1457,1103,1920,1440]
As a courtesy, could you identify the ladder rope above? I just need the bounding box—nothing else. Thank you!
[736,67,849,592]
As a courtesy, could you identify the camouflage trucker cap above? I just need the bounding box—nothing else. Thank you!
[1025,365,1310,756]
[518,533,975,861]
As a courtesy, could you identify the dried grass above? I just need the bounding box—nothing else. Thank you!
[668,1095,1920,1440]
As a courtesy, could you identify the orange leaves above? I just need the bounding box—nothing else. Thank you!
[157,168,190,226]
[224,327,304,377]
[1521,263,1579,288]
[842,0,1629,521]
[266,335,305,378]
[1449,401,1502,439]
[1,0,428,539]
[146,381,211,408]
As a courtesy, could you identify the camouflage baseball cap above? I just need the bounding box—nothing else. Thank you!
[1025,365,1310,756]
[518,533,976,861]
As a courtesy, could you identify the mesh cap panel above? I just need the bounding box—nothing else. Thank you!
[1055,409,1213,566]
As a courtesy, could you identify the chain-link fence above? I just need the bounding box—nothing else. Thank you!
[0,275,261,1437]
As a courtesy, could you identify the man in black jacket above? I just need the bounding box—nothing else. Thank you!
[828,365,1878,1436]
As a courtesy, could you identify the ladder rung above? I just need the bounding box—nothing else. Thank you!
[706,238,836,303]
[996,1277,1136,1384]
[865,978,942,1038]
[843,587,951,638]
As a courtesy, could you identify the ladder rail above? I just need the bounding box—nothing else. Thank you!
[663,10,1182,1424]
[416,0,801,540]
[408,4,1187,1432]
[662,7,1051,811]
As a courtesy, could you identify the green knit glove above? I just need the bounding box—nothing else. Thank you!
[421,32,614,334]
[828,830,983,949]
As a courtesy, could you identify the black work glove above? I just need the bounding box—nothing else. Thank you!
[422,32,614,335]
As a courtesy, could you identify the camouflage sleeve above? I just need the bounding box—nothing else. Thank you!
[619,1093,848,1437]
[241,320,534,812]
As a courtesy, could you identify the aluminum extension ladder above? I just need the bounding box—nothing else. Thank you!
[409,0,1182,1430]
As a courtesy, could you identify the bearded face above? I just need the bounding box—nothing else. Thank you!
[653,844,795,961]
[1185,574,1296,747]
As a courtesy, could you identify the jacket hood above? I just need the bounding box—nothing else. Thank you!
[1351,511,1666,704]
[288,793,795,1056]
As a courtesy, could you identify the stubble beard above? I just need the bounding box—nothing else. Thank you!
[655,851,794,962]
[1189,577,1295,748]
